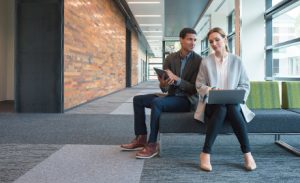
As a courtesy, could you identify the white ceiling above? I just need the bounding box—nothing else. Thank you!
[125,0,164,57]
[125,0,210,57]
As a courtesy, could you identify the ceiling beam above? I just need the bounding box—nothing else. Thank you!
[193,0,213,29]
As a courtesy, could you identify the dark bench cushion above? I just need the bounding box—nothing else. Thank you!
[286,109,300,114]
[159,109,300,134]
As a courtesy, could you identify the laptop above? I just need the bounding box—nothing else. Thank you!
[207,89,246,104]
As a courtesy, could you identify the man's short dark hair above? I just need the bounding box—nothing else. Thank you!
[179,28,196,39]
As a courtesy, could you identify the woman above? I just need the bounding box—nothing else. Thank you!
[194,27,256,171]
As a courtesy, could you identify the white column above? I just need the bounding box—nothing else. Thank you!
[241,0,265,81]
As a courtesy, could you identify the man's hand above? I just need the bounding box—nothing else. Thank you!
[158,74,168,88]
[165,69,179,85]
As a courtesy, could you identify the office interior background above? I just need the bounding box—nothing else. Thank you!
[0,0,299,113]
[0,0,299,182]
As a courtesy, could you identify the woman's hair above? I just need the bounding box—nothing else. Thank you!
[207,27,229,52]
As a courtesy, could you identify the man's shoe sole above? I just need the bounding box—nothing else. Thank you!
[136,151,159,159]
[121,147,144,151]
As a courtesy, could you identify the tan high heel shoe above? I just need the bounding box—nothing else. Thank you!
[200,152,212,172]
[244,152,257,171]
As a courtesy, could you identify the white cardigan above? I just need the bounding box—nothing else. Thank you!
[194,53,255,123]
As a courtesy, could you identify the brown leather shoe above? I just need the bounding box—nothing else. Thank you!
[120,135,147,151]
[136,143,159,159]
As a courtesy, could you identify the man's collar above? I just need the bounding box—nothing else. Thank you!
[179,50,193,59]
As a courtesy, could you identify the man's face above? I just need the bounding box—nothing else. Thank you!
[180,33,196,52]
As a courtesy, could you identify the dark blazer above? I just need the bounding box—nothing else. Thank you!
[160,51,202,110]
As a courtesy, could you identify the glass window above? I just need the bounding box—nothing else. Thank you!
[228,10,235,34]
[272,44,300,77]
[265,0,300,79]
[228,36,235,55]
[164,41,180,58]
[272,0,284,6]
[227,10,235,54]
[272,5,300,44]
[148,57,163,80]
[273,59,280,75]
[230,11,235,33]
[200,37,209,56]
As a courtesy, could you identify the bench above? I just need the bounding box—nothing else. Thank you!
[282,81,300,114]
[159,81,300,156]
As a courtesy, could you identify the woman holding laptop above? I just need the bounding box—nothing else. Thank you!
[194,27,256,171]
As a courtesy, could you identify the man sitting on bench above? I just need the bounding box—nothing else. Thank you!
[121,28,202,159]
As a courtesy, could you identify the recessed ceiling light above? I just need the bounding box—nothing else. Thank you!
[140,24,162,26]
[148,39,160,41]
[135,15,161,17]
[146,36,162,38]
[143,31,162,33]
[127,2,160,4]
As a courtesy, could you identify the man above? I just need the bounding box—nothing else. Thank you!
[121,28,202,159]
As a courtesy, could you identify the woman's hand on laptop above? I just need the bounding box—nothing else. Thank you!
[209,87,221,90]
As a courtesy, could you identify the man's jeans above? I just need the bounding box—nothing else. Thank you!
[133,94,191,143]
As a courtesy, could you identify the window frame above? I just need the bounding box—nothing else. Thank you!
[227,10,235,54]
[265,0,300,80]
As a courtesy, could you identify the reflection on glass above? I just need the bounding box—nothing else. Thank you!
[199,20,210,56]
[232,12,235,32]
[200,37,208,56]
[228,36,235,55]
[272,0,284,6]
[272,44,300,77]
[272,5,300,44]
[228,10,235,33]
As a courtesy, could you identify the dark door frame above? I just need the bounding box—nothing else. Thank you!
[125,25,132,88]
[15,0,64,113]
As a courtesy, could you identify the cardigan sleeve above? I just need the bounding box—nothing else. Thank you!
[235,57,250,101]
[196,58,210,102]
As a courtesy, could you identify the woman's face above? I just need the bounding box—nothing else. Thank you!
[208,32,227,53]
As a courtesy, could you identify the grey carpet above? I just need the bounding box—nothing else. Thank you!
[1,114,299,182]
[141,135,300,183]
[14,145,144,183]
[0,114,145,145]
[0,144,62,183]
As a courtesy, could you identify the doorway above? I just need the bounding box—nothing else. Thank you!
[125,27,132,87]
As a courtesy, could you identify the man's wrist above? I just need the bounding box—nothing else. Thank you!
[175,78,181,86]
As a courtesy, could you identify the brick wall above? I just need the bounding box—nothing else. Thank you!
[64,0,138,109]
